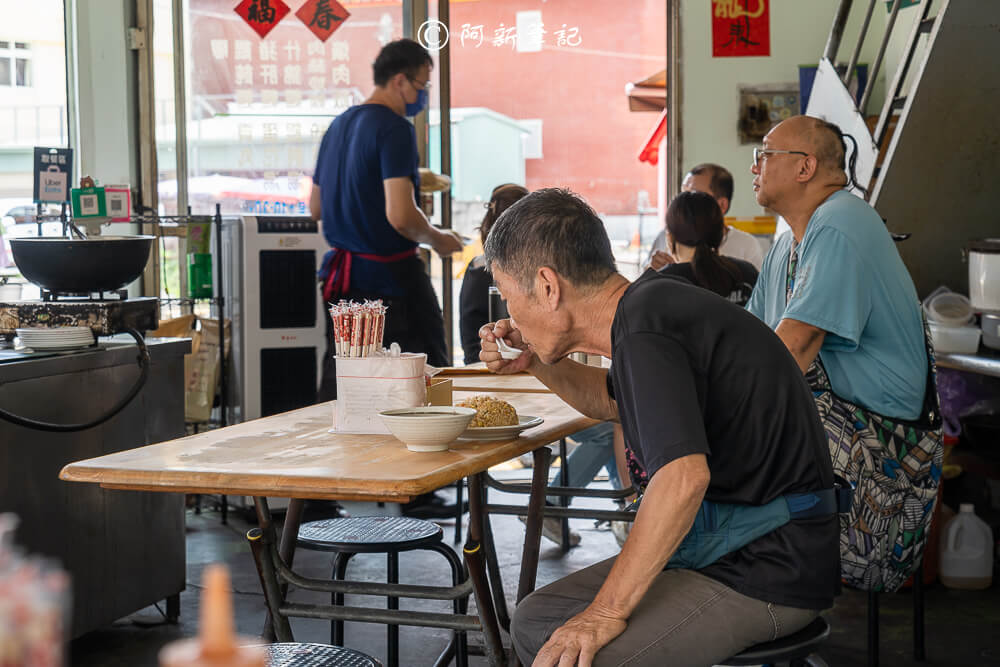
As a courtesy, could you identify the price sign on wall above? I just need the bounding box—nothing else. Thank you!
[712,0,770,58]
[32,147,73,204]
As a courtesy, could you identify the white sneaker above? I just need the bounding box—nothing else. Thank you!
[518,515,581,547]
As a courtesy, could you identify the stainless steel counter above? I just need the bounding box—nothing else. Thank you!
[0,336,192,638]
[935,345,1000,379]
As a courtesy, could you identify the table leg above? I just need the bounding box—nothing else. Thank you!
[465,473,507,667]
[481,480,511,633]
[516,446,552,604]
[558,438,571,553]
[261,497,305,641]
[248,496,294,642]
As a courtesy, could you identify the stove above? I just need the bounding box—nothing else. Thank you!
[0,296,159,338]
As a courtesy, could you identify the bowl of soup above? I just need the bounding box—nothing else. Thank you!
[379,406,477,452]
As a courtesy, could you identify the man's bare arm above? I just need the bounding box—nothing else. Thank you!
[775,317,826,373]
[479,319,618,422]
[309,183,322,221]
[530,357,619,422]
[384,177,462,255]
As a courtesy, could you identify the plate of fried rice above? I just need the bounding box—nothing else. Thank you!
[456,395,543,440]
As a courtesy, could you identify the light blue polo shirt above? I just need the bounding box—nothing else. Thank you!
[746,190,926,420]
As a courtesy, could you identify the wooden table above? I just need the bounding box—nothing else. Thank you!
[60,390,596,665]
[61,391,584,502]
[446,373,551,394]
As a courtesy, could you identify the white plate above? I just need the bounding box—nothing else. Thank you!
[16,343,94,353]
[460,415,544,441]
[19,333,93,342]
[16,327,92,334]
[20,335,93,343]
[24,341,94,350]
[17,329,93,342]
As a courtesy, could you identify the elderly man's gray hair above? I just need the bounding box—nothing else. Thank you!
[483,188,617,292]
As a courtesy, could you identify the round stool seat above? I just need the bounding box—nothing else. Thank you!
[722,617,830,666]
[262,642,382,667]
[297,517,443,553]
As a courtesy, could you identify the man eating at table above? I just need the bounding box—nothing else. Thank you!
[478,188,839,666]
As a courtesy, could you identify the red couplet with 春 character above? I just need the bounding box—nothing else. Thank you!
[296,0,351,42]
[711,0,770,58]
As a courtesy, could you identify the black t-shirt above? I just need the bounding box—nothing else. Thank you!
[659,258,758,307]
[459,257,493,365]
[608,270,839,610]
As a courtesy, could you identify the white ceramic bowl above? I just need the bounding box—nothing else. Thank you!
[380,406,477,452]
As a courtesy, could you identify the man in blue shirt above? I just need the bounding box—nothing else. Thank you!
[746,115,926,420]
[746,115,942,593]
[310,39,462,402]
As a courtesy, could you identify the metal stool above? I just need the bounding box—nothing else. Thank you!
[263,642,382,666]
[297,517,469,667]
[721,617,830,666]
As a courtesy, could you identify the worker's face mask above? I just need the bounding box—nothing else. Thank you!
[405,88,428,116]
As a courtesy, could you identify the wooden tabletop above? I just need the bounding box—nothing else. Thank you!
[59,391,596,503]
[449,374,551,394]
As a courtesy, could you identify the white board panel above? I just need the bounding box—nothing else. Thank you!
[805,58,878,197]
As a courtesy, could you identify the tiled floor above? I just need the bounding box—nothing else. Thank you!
[69,481,1000,666]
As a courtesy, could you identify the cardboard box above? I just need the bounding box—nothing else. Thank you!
[427,377,453,406]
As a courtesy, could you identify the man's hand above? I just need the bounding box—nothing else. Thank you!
[532,605,627,667]
[648,250,676,271]
[432,229,464,256]
[479,319,535,374]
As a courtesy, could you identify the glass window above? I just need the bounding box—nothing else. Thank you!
[0,3,69,271]
[15,58,29,87]
[156,0,403,217]
[154,0,404,301]
[428,0,665,361]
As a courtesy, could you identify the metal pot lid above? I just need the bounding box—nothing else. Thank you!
[969,238,1000,253]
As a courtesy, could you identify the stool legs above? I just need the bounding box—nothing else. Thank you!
[388,552,399,667]
[866,560,927,667]
[913,560,925,661]
[328,544,470,667]
[331,552,353,646]
[868,589,879,667]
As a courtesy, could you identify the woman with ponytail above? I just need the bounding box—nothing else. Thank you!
[660,190,758,306]
[459,183,529,364]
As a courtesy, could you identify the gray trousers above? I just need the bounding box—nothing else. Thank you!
[511,557,820,667]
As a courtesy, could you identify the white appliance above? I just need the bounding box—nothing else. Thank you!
[222,215,328,424]
[968,239,1000,313]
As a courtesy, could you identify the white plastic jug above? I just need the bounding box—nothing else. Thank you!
[940,504,994,590]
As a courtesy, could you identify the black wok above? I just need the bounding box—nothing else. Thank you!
[10,236,154,293]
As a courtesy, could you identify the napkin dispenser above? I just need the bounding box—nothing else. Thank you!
[332,353,427,434]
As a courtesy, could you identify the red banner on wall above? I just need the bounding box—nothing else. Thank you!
[712,0,770,58]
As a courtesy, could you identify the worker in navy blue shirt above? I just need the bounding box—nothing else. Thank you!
[310,38,463,403]
[478,189,838,666]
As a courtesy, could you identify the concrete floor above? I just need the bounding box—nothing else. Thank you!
[69,481,1000,667]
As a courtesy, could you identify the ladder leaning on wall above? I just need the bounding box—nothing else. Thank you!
[818,0,1000,298]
